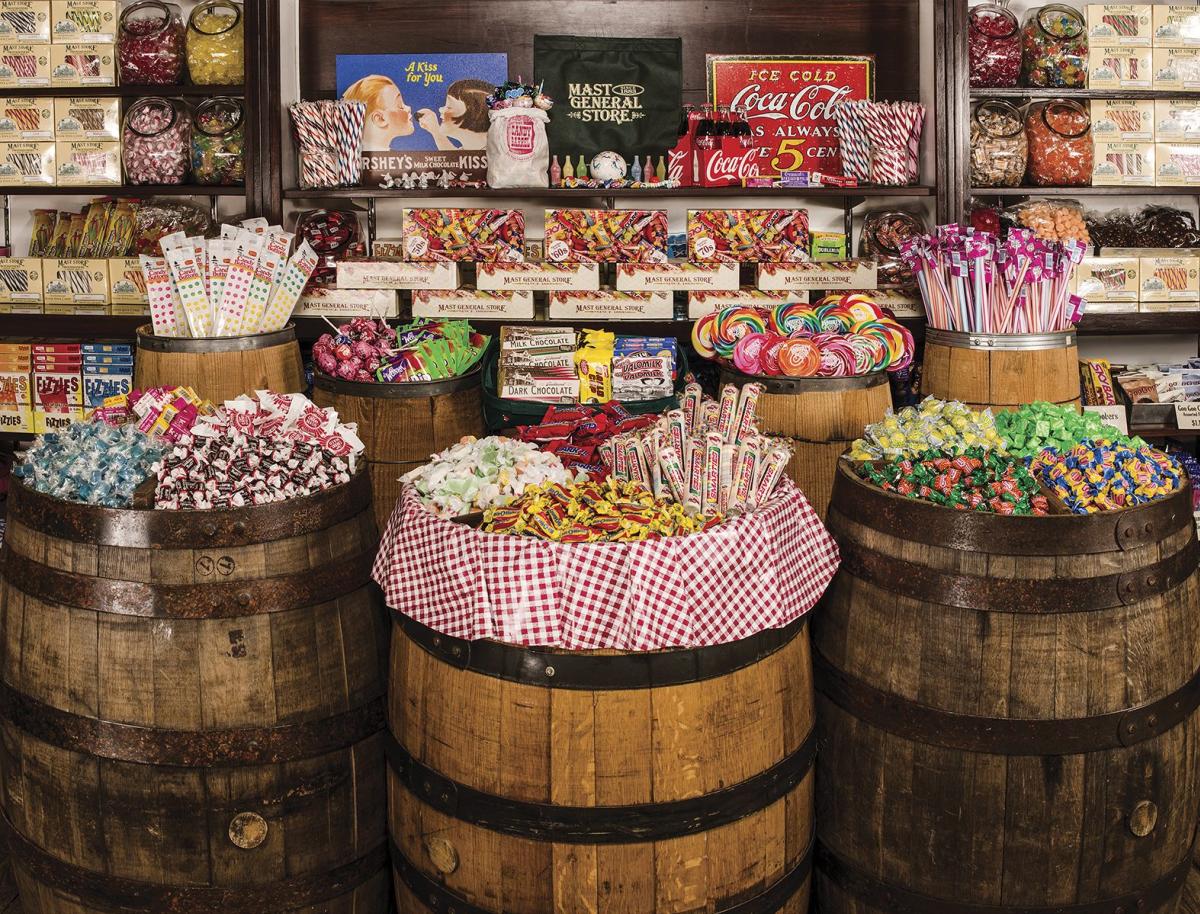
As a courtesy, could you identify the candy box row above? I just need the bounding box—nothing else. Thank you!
[0,257,147,312]
[0,40,114,89]
[0,95,119,141]
[1073,250,1200,303]
[0,2,118,44]
[0,139,120,186]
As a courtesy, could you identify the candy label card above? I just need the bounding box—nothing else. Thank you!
[1085,404,1130,434]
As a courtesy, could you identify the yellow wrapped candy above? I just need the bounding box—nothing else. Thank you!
[186,1,244,86]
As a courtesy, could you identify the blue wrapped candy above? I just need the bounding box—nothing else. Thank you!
[13,421,163,507]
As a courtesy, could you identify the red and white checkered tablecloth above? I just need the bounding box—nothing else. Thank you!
[372,477,840,650]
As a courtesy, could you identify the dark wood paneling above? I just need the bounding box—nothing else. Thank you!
[299,0,920,104]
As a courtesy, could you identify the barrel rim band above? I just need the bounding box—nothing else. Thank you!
[136,323,297,352]
[0,684,386,766]
[718,367,890,394]
[391,834,812,914]
[394,611,807,690]
[0,812,386,914]
[815,840,1190,914]
[924,327,1077,351]
[7,470,372,548]
[830,462,1196,555]
[386,726,815,844]
[313,363,484,398]
[814,648,1200,754]
[833,537,1199,613]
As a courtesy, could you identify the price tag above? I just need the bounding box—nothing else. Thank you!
[1084,404,1129,434]
[1175,402,1200,430]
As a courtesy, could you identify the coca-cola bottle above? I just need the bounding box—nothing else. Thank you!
[694,105,716,151]
[678,104,693,139]
[734,106,754,148]
[714,105,732,137]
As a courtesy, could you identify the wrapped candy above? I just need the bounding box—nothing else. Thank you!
[185,0,244,85]
[118,0,186,86]
[192,95,244,186]
[849,397,1007,460]
[14,421,163,506]
[122,96,191,185]
[402,435,579,518]
[1030,440,1183,514]
[312,317,489,384]
[855,448,1050,516]
[995,401,1143,457]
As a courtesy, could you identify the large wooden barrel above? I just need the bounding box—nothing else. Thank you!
[719,368,892,519]
[312,368,484,530]
[815,460,1200,914]
[388,612,816,914]
[0,472,390,914]
[134,324,305,403]
[921,328,1081,412]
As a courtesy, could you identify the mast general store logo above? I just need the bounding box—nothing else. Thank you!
[566,83,646,124]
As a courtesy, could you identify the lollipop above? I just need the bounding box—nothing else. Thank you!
[778,338,821,376]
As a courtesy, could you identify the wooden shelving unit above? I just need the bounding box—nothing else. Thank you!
[283,185,938,200]
[10,84,244,98]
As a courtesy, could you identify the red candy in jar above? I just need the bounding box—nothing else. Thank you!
[968,2,1021,88]
[1025,100,1093,187]
[123,96,192,185]
[118,0,185,86]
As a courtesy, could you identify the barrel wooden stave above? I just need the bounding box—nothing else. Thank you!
[134,329,305,404]
[388,619,815,914]
[921,339,1081,411]
[815,465,1200,913]
[0,482,390,914]
[313,377,484,530]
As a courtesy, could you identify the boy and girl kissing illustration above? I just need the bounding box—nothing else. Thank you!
[343,75,492,151]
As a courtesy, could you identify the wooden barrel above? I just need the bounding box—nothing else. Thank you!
[719,368,892,519]
[134,324,305,403]
[388,612,816,914]
[312,367,484,530]
[0,473,390,914]
[921,328,1081,412]
[814,460,1200,914]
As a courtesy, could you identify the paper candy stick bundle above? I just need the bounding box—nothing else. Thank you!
[139,217,318,339]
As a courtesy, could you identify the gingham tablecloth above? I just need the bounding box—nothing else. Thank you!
[372,477,840,650]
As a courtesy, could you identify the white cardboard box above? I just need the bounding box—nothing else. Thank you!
[756,260,878,290]
[548,290,673,320]
[475,261,600,291]
[293,287,399,318]
[614,261,739,292]
[412,288,534,319]
[335,259,459,290]
[687,288,809,318]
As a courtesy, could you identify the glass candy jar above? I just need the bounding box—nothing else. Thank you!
[1025,99,1093,187]
[185,0,243,85]
[970,100,1028,187]
[118,1,185,86]
[1021,4,1088,88]
[192,96,244,185]
[123,96,191,185]
[860,210,926,288]
[969,2,1022,88]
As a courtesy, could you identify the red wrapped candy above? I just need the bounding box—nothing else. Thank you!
[118,1,186,86]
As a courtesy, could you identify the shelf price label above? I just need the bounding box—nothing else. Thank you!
[1175,402,1200,430]
[1084,404,1129,435]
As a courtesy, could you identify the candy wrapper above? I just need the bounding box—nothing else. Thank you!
[687,209,810,264]
[402,208,524,263]
[849,397,1007,461]
[856,448,1051,516]
[995,401,1143,457]
[1030,439,1183,513]
[14,419,162,506]
[544,209,668,264]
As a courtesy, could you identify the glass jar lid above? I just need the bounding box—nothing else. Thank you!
[189,1,242,36]
[1040,99,1090,138]
[125,96,182,138]
[120,1,182,34]
[972,99,1024,138]
[195,96,243,137]
[1035,4,1085,40]
[969,3,1018,39]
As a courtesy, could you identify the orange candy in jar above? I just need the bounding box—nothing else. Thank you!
[1025,100,1092,187]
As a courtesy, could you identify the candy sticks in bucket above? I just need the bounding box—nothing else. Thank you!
[289,100,366,189]
[902,225,1088,334]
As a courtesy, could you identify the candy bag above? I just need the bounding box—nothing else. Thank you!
[487,106,550,189]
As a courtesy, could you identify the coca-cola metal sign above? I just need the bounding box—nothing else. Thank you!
[707,55,874,177]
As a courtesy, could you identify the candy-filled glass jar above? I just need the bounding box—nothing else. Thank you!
[970,100,1028,187]
[1025,99,1092,187]
[192,96,244,185]
[185,0,243,86]
[123,96,192,185]
[860,211,926,288]
[969,2,1022,88]
[118,0,185,86]
[1021,4,1088,88]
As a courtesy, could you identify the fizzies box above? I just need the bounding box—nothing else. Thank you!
[0,366,30,403]
[0,402,32,432]
[548,289,673,320]
[401,208,524,263]
[615,261,739,292]
[335,259,459,290]
[544,209,669,264]
[80,341,130,355]
[82,367,130,406]
[687,209,811,263]
[687,288,810,318]
[475,261,601,291]
[33,402,81,433]
[412,288,534,320]
[33,366,81,406]
[0,96,51,139]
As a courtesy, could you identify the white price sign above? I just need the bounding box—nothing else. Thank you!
[1176,402,1200,430]
[1084,404,1129,435]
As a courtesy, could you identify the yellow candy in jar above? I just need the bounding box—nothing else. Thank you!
[186,1,244,86]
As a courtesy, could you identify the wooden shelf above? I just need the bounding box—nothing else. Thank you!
[0,85,244,98]
[970,186,1198,197]
[0,432,32,443]
[970,88,1189,101]
[1077,312,1200,335]
[0,185,245,197]
[1130,425,1200,439]
[284,185,937,200]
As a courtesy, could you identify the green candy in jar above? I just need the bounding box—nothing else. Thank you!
[192,96,244,185]
[1021,4,1088,88]
[186,0,243,86]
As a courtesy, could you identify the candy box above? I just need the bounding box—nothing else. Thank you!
[293,287,399,319]
[614,261,738,292]
[52,95,117,139]
[1074,255,1140,303]
[0,400,31,431]
[0,42,50,86]
[0,366,30,404]
[1087,5,1152,46]
[1092,141,1154,186]
[1154,99,1200,141]
[687,288,810,318]
[476,261,601,292]
[548,289,673,320]
[50,1,116,43]
[334,259,460,291]
[33,366,80,406]
[544,209,669,264]
[82,352,131,366]
[401,208,524,263]
[82,367,130,406]
[1154,5,1200,48]
[107,256,145,308]
[1152,48,1200,91]
[1137,254,1200,302]
[80,341,128,354]
[811,232,848,262]
[42,257,106,304]
[1090,99,1154,141]
[0,96,50,139]
[756,260,878,290]
[54,139,119,185]
[1087,45,1152,89]
[49,40,112,86]
[412,288,534,320]
[0,139,52,184]
[0,256,40,303]
[497,364,580,404]
[0,3,51,43]
[500,325,576,355]
[33,402,81,433]
[612,336,676,402]
[687,210,811,263]
[1155,143,1200,186]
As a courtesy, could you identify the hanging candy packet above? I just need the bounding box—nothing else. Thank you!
[140,254,187,337]
[259,241,318,333]
[213,229,260,336]
[160,231,212,336]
